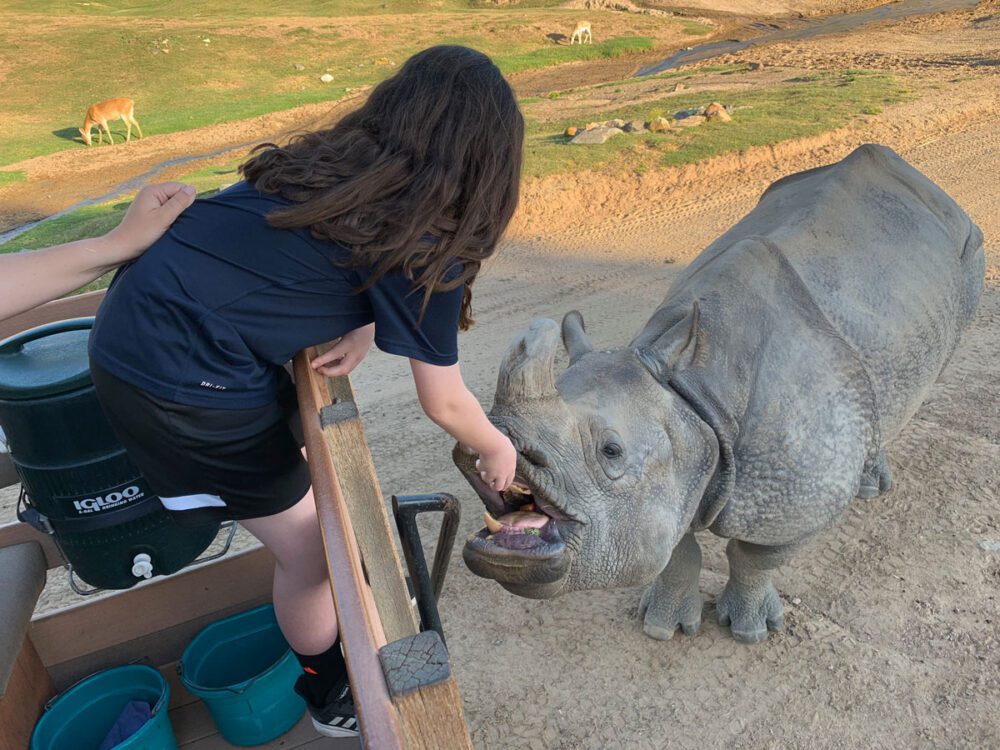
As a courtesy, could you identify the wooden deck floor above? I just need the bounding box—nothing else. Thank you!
[172,699,360,749]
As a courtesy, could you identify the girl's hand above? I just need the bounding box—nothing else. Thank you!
[311,323,376,377]
[104,182,197,265]
[476,433,517,492]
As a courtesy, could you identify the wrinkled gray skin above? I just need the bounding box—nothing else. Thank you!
[456,144,985,643]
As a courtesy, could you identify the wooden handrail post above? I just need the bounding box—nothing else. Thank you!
[293,347,472,750]
[294,350,405,749]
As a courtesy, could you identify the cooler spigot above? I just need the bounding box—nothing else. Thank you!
[131,553,154,579]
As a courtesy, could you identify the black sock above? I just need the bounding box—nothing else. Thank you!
[293,640,348,705]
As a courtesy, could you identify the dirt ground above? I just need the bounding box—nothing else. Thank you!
[446,81,1000,748]
[2,1,998,748]
[641,0,892,14]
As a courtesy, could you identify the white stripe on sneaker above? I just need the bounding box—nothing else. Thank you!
[310,716,360,738]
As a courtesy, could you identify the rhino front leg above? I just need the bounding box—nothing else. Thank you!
[716,539,797,644]
[639,532,703,640]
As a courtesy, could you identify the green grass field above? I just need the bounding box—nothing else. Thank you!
[2,1,565,16]
[2,68,905,270]
[521,69,906,178]
[0,171,26,187]
[0,1,702,167]
[0,2,908,279]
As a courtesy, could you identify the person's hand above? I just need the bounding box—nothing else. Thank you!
[311,323,376,377]
[103,182,197,265]
[476,432,517,492]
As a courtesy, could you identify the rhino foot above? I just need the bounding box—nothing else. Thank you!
[637,532,703,640]
[857,450,893,499]
[640,584,702,640]
[715,579,784,643]
[716,539,796,643]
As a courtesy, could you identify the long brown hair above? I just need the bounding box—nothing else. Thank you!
[241,45,524,329]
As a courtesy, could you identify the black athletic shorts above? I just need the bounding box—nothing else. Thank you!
[90,362,311,527]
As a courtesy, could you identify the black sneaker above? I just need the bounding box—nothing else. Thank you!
[294,675,360,738]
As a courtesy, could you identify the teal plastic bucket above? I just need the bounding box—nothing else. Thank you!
[180,604,305,746]
[31,664,176,750]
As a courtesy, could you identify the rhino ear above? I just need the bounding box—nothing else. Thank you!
[635,300,702,381]
[495,318,561,405]
[561,310,594,365]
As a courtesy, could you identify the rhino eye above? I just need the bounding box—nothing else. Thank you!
[595,429,627,479]
[601,443,623,459]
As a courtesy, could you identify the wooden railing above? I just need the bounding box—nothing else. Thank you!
[293,348,471,749]
[0,290,472,749]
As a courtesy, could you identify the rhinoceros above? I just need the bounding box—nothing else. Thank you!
[455,144,984,643]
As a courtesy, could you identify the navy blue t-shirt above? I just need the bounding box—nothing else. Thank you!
[89,182,463,409]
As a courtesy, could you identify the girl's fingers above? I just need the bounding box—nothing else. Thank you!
[319,361,347,377]
[314,352,344,375]
[311,343,346,368]
[158,184,196,219]
[317,350,365,377]
[477,458,511,490]
[153,182,191,202]
[480,472,510,490]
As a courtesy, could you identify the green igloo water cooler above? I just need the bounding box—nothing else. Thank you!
[0,318,220,591]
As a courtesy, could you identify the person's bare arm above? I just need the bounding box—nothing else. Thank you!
[410,359,517,491]
[0,182,196,322]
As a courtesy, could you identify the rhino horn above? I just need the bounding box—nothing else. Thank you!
[496,319,561,404]
[561,310,594,365]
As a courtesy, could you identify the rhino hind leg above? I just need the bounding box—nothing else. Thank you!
[716,539,797,644]
[639,532,703,640]
[857,450,893,500]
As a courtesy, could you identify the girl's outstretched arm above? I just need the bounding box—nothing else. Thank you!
[0,182,196,322]
[410,359,517,491]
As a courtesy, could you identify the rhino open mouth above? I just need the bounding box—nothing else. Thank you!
[457,450,580,588]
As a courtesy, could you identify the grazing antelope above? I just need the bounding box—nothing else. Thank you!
[79,98,143,146]
[570,21,592,45]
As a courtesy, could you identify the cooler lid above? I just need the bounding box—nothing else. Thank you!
[0,318,95,400]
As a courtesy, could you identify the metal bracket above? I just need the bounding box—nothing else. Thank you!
[68,565,105,596]
[190,520,239,565]
[16,488,53,534]
[391,493,461,646]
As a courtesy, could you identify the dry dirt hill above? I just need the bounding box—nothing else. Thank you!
[572,0,892,17]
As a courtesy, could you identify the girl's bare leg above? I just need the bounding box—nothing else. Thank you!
[240,488,338,654]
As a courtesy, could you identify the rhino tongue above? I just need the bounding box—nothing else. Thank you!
[484,510,549,534]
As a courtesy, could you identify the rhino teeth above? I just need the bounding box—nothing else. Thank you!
[484,511,504,534]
